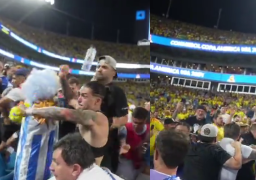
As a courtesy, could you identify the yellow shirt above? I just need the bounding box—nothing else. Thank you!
[150,118,164,156]
[213,123,224,141]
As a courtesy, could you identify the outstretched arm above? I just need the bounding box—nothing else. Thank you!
[25,107,97,126]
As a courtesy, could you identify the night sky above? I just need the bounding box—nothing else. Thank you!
[151,0,256,34]
[0,0,149,44]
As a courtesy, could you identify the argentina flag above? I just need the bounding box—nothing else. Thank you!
[14,116,56,180]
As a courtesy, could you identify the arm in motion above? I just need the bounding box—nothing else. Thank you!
[60,77,76,104]
[27,107,97,126]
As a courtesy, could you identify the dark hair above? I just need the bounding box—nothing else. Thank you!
[84,81,106,99]
[155,130,190,169]
[54,133,95,169]
[68,77,80,86]
[176,122,190,132]
[224,122,240,140]
[132,107,148,120]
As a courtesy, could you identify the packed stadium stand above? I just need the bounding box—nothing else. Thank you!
[0,16,149,64]
[0,16,150,106]
[150,14,256,119]
[151,14,256,45]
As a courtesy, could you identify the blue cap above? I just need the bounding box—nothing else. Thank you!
[15,68,30,77]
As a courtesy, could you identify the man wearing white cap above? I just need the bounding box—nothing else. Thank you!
[182,124,242,180]
[94,55,128,172]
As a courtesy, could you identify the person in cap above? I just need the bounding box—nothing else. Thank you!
[182,124,242,180]
[95,55,118,81]
[164,118,178,130]
[94,55,128,172]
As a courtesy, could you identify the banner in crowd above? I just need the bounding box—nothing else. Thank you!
[0,23,149,69]
[150,34,256,54]
[150,62,256,84]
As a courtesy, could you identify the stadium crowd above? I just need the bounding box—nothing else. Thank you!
[0,27,149,74]
[150,75,256,180]
[0,17,149,64]
[151,14,256,45]
[0,16,150,180]
[0,55,150,180]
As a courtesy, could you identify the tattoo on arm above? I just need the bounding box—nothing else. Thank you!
[248,150,256,160]
[31,107,98,125]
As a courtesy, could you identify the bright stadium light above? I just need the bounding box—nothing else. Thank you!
[45,0,54,5]
[36,0,54,5]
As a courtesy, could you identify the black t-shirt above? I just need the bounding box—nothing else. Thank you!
[101,84,128,123]
[100,83,128,171]
[182,143,231,180]
[236,132,256,180]
[101,83,128,147]
[184,116,206,127]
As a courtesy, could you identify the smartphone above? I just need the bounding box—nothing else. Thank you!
[151,125,155,130]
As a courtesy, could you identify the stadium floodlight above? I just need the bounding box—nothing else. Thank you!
[45,0,54,5]
[36,0,54,5]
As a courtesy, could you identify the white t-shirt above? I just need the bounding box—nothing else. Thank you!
[5,88,25,102]
[219,137,252,180]
[48,164,124,180]
[221,114,231,124]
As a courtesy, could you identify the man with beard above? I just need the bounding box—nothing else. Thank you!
[21,81,109,166]
[60,56,128,172]
[184,105,207,127]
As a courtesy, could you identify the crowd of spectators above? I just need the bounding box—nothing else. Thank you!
[150,83,254,123]
[0,55,149,107]
[150,77,256,180]
[151,14,256,45]
[0,26,149,74]
[0,16,149,64]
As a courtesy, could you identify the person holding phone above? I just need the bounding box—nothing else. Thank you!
[116,107,149,180]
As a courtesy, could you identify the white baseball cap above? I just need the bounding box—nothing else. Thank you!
[98,55,117,78]
[99,55,117,70]
[200,124,218,139]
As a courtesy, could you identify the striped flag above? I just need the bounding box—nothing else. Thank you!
[14,116,56,180]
